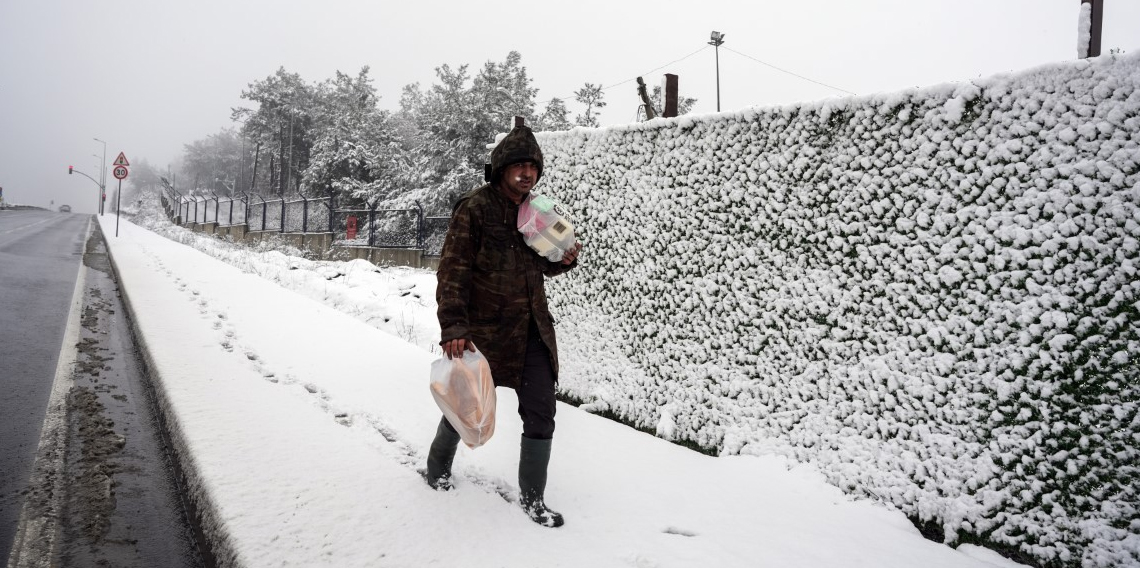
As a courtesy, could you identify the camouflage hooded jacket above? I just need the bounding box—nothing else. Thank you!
[435,126,576,389]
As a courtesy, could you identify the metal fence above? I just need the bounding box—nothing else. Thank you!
[421,216,450,256]
[284,198,332,233]
[329,206,449,254]
[160,185,450,256]
[176,195,249,226]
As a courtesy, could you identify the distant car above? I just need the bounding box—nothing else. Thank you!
[59,205,71,213]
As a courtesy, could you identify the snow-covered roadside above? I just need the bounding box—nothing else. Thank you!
[96,213,1026,567]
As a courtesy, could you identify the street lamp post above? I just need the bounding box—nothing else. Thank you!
[94,138,107,215]
[708,31,726,112]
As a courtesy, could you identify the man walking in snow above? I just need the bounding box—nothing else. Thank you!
[426,122,581,528]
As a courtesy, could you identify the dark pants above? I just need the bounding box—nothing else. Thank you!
[439,321,557,440]
[517,322,557,440]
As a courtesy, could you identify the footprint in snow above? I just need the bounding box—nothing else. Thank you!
[302,383,329,401]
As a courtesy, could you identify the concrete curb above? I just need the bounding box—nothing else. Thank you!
[97,217,227,568]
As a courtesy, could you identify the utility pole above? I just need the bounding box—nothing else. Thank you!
[94,137,107,215]
[636,77,657,120]
[708,31,726,112]
[1079,0,1104,58]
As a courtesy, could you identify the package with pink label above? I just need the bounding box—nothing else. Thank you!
[517,194,575,262]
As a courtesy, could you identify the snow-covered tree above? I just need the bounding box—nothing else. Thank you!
[232,67,318,197]
[536,97,573,131]
[302,67,403,206]
[391,51,540,213]
[573,83,606,127]
[180,129,245,195]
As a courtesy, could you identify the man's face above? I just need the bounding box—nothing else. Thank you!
[499,161,538,204]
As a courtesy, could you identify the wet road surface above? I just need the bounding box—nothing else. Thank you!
[0,210,90,561]
[3,211,208,567]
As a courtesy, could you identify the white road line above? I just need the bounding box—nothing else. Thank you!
[5,218,91,568]
[0,216,59,237]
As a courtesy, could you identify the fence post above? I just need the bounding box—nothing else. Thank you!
[415,200,425,250]
[368,203,376,248]
[327,195,335,234]
[228,198,234,225]
[260,197,267,232]
[302,197,309,233]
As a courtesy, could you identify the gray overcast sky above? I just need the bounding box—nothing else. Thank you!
[1,0,1137,213]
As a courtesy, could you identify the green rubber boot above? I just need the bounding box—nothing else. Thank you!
[425,417,460,490]
[518,435,564,528]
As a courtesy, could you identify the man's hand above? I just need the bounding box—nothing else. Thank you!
[443,338,476,359]
[561,242,582,265]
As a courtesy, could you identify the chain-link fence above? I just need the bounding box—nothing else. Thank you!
[284,197,332,233]
[174,195,249,227]
[162,186,450,258]
[329,206,450,252]
[244,198,282,232]
[216,198,247,226]
[421,216,450,256]
[331,208,418,248]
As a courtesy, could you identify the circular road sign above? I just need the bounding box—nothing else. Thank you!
[113,165,129,180]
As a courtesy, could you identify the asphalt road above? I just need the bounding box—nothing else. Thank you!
[0,210,90,560]
[1,210,205,567]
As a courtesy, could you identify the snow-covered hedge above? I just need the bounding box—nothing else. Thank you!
[537,53,1140,567]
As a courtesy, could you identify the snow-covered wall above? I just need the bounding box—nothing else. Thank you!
[536,53,1140,567]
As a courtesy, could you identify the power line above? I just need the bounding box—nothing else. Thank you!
[600,45,711,92]
[536,45,712,108]
[721,46,855,96]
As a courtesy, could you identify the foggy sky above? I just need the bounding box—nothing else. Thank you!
[1,0,1137,214]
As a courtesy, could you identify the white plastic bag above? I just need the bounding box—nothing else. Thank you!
[429,346,497,449]
[518,194,575,262]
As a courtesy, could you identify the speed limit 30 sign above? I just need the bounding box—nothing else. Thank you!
[112,165,129,180]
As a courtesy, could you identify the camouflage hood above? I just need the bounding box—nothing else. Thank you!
[490,125,543,184]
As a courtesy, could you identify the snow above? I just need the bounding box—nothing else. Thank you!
[115,49,1140,567]
[96,211,1019,568]
[1077,2,1092,59]
[527,53,1140,567]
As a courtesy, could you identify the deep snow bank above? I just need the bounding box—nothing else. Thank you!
[535,53,1140,567]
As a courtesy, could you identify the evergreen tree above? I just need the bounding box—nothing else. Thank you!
[389,51,539,214]
[573,83,606,127]
[303,67,400,205]
[180,129,244,195]
[231,67,317,197]
[536,98,573,131]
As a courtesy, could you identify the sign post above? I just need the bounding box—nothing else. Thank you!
[113,161,129,236]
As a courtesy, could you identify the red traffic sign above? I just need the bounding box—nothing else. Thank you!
[113,152,130,167]
[112,165,129,180]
